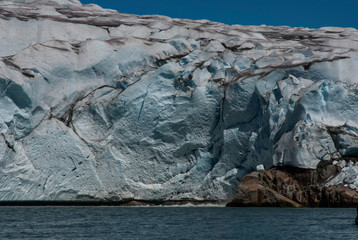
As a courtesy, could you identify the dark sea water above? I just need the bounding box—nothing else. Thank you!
[0,206,357,240]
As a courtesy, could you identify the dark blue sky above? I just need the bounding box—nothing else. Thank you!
[81,0,357,29]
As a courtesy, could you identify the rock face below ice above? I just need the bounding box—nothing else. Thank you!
[227,163,358,207]
[1,0,358,202]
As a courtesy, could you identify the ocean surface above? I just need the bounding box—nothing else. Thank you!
[0,206,357,240]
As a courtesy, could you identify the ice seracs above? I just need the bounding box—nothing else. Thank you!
[0,0,358,202]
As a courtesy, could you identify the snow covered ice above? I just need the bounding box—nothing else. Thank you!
[0,0,358,202]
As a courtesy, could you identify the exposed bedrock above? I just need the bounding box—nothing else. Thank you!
[0,0,358,203]
[227,161,358,207]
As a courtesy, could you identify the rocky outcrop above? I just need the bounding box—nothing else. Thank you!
[1,0,358,203]
[227,162,358,207]
[226,171,302,207]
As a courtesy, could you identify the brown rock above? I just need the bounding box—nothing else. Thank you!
[227,171,301,207]
[320,185,358,207]
[227,163,358,207]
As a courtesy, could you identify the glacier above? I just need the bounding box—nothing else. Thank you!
[0,0,358,203]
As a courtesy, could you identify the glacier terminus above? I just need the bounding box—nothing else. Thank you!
[0,0,358,205]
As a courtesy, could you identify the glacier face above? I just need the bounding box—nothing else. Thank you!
[0,0,358,201]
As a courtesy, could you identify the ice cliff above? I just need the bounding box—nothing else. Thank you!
[1,0,358,202]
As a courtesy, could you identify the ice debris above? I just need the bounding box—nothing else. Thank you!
[327,161,358,191]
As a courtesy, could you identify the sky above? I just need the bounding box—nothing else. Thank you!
[80,0,358,29]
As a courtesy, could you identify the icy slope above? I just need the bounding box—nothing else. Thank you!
[0,0,358,202]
